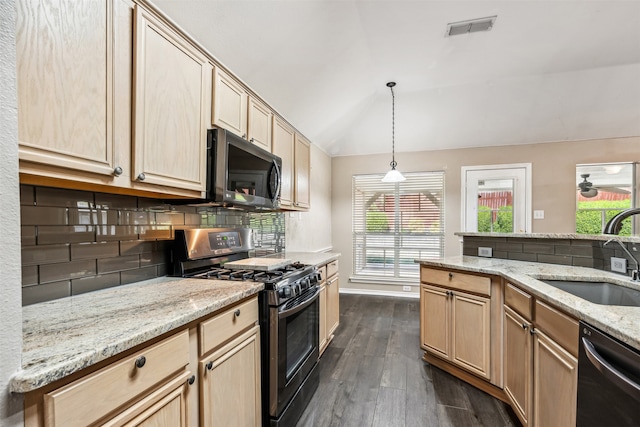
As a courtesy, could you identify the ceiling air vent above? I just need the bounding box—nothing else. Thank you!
[446,16,497,37]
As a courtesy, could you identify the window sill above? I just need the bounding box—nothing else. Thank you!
[349,276,418,286]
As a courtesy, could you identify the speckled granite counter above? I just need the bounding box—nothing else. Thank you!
[11,277,263,393]
[263,251,341,267]
[456,232,640,243]
[416,256,640,350]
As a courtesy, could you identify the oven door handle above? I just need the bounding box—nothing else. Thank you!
[278,287,319,319]
[582,337,640,402]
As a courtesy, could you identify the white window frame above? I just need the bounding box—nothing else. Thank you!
[351,171,445,282]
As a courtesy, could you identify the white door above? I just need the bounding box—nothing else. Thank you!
[462,164,531,233]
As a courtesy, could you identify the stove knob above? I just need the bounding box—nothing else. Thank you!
[282,286,292,298]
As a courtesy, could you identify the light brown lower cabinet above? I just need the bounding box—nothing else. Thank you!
[199,325,261,427]
[503,283,578,427]
[24,297,261,427]
[319,260,340,356]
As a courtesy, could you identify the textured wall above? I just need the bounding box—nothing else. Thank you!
[0,0,24,425]
[20,185,285,305]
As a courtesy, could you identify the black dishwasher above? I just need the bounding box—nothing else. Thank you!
[577,321,640,427]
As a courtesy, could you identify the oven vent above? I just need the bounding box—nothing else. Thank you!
[446,16,497,37]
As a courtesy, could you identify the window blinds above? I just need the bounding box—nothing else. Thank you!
[352,171,445,279]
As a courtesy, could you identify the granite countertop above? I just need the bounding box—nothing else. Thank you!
[416,256,640,350]
[11,277,263,393]
[455,231,640,243]
[263,251,341,267]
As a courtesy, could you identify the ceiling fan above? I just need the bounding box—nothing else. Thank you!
[578,174,630,198]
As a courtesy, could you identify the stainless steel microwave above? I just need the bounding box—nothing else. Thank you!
[205,128,282,210]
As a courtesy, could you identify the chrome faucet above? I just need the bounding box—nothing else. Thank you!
[604,237,640,281]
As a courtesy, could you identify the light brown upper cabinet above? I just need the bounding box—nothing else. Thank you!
[212,68,248,139]
[294,134,311,209]
[272,116,295,207]
[247,97,273,152]
[132,5,210,192]
[17,0,118,176]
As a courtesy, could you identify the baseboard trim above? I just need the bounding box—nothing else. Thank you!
[339,287,419,299]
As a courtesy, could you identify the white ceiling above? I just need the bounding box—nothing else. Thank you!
[152,0,640,157]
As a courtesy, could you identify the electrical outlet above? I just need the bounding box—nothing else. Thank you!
[533,210,545,219]
[611,257,627,274]
[402,285,412,292]
[478,247,493,257]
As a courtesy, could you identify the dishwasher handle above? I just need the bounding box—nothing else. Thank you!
[582,337,640,403]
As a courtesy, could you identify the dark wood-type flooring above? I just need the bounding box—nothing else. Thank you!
[296,294,520,427]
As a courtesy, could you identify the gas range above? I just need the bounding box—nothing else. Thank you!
[172,228,320,306]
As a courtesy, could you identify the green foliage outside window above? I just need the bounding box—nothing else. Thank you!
[478,205,514,233]
[366,210,389,232]
[576,200,631,235]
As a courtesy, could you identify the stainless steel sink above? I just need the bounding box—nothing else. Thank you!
[540,280,640,307]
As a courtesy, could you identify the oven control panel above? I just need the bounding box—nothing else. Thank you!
[208,231,240,250]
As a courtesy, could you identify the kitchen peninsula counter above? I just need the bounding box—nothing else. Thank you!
[11,277,263,393]
[416,256,640,350]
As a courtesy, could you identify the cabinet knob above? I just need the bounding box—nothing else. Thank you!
[135,356,146,369]
[530,328,537,336]
[113,166,123,176]
[206,361,213,371]
[521,323,528,330]
[448,272,454,279]
[137,173,146,181]
[242,133,247,139]
[187,375,196,385]
[250,137,255,143]
[234,309,241,317]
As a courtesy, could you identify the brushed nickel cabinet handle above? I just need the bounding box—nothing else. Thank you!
[113,166,123,176]
[137,173,146,181]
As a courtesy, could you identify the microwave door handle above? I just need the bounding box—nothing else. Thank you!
[269,160,281,203]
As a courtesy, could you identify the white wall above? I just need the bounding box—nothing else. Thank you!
[285,143,333,252]
[332,137,640,294]
[0,0,24,425]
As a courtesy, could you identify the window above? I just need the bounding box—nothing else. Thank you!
[352,171,445,280]
[576,163,636,235]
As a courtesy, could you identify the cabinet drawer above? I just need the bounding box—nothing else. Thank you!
[421,266,491,297]
[318,265,328,283]
[44,330,189,427]
[535,300,579,357]
[505,282,532,320]
[200,296,258,355]
[327,260,339,278]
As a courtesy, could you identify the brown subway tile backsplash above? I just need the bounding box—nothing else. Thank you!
[72,273,121,295]
[38,225,96,245]
[22,281,71,306]
[71,241,119,260]
[19,185,285,306]
[22,244,70,266]
[21,206,67,226]
[35,187,94,208]
[98,255,139,274]
[39,259,97,283]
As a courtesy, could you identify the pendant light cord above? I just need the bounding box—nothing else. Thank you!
[387,81,397,169]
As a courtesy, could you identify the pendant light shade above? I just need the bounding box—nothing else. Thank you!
[382,81,406,183]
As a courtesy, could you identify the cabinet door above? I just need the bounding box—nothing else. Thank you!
[272,116,295,207]
[504,306,532,427]
[327,275,340,337]
[200,326,261,427]
[294,134,311,209]
[420,284,450,358]
[213,68,247,138]
[451,291,491,379]
[103,372,192,427]
[532,329,577,427]
[319,284,328,356]
[17,0,116,176]
[247,97,272,152]
[133,6,209,192]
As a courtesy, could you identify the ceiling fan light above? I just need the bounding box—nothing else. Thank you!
[382,168,406,183]
[581,188,598,198]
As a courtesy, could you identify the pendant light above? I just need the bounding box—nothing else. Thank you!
[382,81,406,183]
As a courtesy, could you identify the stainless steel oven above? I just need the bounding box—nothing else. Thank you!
[577,321,640,427]
[264,285,319,427]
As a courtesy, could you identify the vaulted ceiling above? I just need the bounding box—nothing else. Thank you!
[153,0,640,157]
